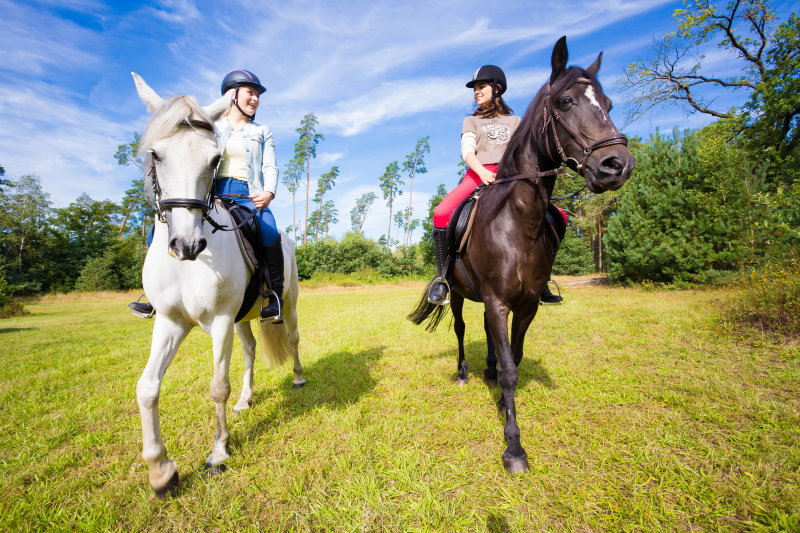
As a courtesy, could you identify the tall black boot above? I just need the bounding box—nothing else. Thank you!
[260,237,285,324]
[427,227,450,305]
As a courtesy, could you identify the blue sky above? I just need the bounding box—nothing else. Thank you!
[1,0,797,242]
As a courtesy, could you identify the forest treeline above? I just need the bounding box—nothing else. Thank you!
[1,1,797,322]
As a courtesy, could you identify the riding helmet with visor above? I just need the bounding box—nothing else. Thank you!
[466,65,507,97]
[221,69,266,122]
[220,69,267,95]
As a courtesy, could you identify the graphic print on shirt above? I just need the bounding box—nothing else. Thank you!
[481,121,512,147]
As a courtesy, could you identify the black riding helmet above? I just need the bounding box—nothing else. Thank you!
[466,65,507,97]
[220,69,267,95]
[220,69,266,122]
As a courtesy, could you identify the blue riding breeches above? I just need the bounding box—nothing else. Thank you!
[146,178,279,247]
[213,178,279,246]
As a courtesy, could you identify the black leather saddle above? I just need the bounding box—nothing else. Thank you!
[214,198,270,322]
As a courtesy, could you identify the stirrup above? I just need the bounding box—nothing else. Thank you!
[427,277,451,306]
[540,279,563,306]
[129,293,155,318]
[259,290,283,324]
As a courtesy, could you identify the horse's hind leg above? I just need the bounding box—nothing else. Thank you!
[137,315,191,497]
[285,298,305,388]
[484,311,498,383]
[451,293,468,384]
[205,316,235,473]
[484,300,529,473]
[233,321,256,414]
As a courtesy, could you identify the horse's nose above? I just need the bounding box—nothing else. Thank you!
[599,155,625,175]
[192,238,207,257]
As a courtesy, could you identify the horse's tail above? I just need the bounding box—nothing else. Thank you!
[256,235,299,367]
[407,279,449,332]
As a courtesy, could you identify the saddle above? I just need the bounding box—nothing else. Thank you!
[213,197,271,322]
[445,187,567,301]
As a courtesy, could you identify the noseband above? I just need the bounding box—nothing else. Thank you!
[147,119,215,224]
[542,77,628,174]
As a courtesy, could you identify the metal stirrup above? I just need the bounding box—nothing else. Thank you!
[427,277,451,306]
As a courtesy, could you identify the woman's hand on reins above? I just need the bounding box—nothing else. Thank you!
[250,191,274,208]
[477,167,496,185]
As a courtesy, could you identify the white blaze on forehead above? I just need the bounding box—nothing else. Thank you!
[584,84,616,130]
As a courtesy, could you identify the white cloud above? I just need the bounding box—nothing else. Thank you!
[319,151,347,164]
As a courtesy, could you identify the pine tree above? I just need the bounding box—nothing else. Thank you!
[378,161,403,247]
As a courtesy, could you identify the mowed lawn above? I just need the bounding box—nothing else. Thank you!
[0,281,798,532]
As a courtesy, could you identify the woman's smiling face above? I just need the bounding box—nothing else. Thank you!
[473,81,493,107]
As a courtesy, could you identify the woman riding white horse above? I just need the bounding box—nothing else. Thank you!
[131,69,285,323]
[130,73,303,496]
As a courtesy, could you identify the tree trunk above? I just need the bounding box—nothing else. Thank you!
[405,166,417,247]
[118,212,129,236]
[303,158,310,246]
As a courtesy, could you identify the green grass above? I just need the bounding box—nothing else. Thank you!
[0,282,798,531]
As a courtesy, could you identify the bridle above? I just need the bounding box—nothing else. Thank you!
[146,119,255,234]
[542,77,628,175]
[146,119,216,224]
[494,76,628,192]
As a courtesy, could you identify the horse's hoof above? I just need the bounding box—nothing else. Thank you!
[204,462,227,476]
[233,403,250,414]
[502,453,529,474]
[484,369,498,383]
[456,376,468,386]
[153,470,179,499]
[292,379,306,389]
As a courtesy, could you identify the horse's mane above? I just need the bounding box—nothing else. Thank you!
[498,66,603,179]
[138,95,214,199]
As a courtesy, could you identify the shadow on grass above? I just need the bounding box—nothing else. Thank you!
[240,346,385,442]
[0,327,35,334]
[486,511,511,533]
[430,340,556,391]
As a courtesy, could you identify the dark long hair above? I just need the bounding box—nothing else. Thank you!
[473,94,514,119]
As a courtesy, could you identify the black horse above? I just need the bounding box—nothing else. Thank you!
[409,36,635,473]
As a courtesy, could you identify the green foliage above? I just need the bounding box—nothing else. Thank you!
[75,254,118,292]
[292,113,325,245]
[725,259,800,339]
[378,161,403,245]
[113,132,141,168]
[0,265,27,318]
[296,233,424,280]
[350,192,377,234]
[552,226,596,276]
[605,129,742,285]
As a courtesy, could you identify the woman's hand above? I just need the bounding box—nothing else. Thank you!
[249,191,274,208]
[477,167,496,185]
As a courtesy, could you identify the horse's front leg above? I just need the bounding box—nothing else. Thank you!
[233,321,256,414]
[205,316,235,473]
[137,315,191,497]
[451,292,468,384]
[484,299,529,473]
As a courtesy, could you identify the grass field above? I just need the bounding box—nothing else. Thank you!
[1,280,798,532]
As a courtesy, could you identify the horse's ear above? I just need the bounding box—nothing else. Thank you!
[586,51,603,76]
[203,89,233,121]
[132,72,163,113]
[551,36,568,81]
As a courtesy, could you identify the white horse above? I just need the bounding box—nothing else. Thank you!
[132,73,305,497]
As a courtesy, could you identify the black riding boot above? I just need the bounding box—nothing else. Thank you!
[540,283,563,305]
[260,237,285,323]
[427,228,450,305]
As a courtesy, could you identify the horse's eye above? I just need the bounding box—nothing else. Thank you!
[150,150,162,162]
[559,96,573,110]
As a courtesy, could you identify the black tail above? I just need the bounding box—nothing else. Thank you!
[407,278,449,332]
